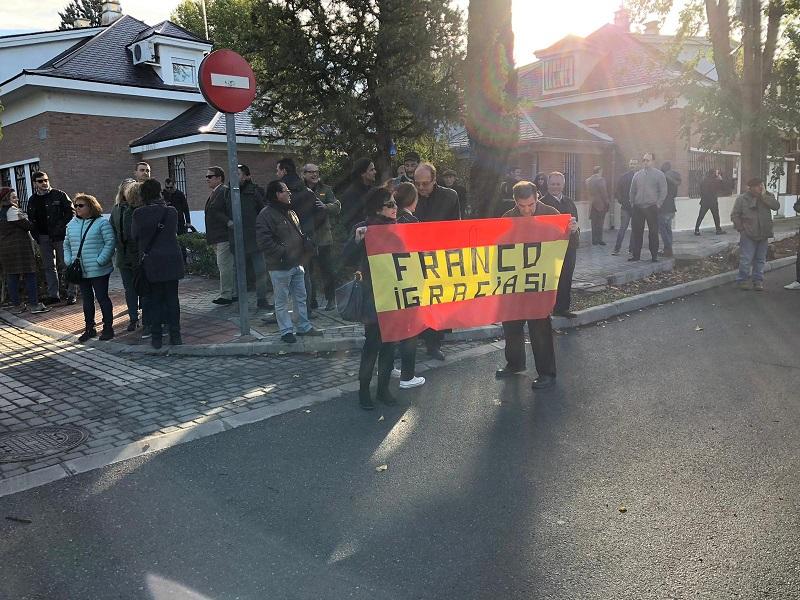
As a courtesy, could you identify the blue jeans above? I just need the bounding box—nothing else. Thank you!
[737,234,768,283]
[7,273,38,305]
[269,266,312,335]
[658,211,674,252]
[614,207,632,252]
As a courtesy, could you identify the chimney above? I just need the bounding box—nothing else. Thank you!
[644,20,660,35]
[101,1,123,26]
[614,6,631,32]
[73,17,92,28]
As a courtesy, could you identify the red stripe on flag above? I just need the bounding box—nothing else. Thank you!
[365,216,571,255]
[375,290,558,342]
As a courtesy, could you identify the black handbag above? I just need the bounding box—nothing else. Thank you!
[133,208,168,296]
[335,271,364,322]
[64,218,97,284]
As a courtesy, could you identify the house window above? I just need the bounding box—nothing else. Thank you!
[0,168,11,189]
[168,155,187,194]
[14,165,28,202]
[563,152,581,201]
[543,56,575,91]
[172,60,195,86]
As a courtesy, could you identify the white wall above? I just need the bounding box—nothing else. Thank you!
[0,29,99,83]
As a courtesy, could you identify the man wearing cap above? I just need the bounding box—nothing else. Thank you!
[394,151,420,186]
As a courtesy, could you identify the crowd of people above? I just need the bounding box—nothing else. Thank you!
[1,149,798,408]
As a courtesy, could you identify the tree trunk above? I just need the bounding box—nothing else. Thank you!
[740,0,764,181]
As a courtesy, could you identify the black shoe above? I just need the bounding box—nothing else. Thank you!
[297,327,323,337]
[98,326,114,341]
[694,230,701,236]
[324,299,336,312]
[716,229,726,235]
[42,296,60,306]
[66,296,77,306]
[309,300,319,310]
[377,388,398,406]
[495,366,524,378]
[426,348,445,361]
[627,257,640,262]
[597,241,606,246]
[553,310,578,318]
[261,315,278,325]
[532,374,556,390]
[359,388,375,410]
[151,337,163,349]
[212,297,233,305]
[78,327,97,343]
[281,333,297,344]
[126,320,138,332]
[651,257,658,263]
[257,298,274,310]
[141,325,152,339]
[170,334,183,345]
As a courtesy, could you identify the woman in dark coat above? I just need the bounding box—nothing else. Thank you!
[131,178,185,349]
[695,169,726,235]
[343,186,398,410]
[533,172,549,198]
[110,179,141,331]
[0,187,49,314]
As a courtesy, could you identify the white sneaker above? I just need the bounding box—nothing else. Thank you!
[399,376,425,389]
[784,280,800,290]
[391,368,401,378]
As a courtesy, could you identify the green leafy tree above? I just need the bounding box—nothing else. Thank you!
[58,0,103,29]
[464,0,517,217]
[237,0,464,180]
[171,0,257,48]
[629,0,800,182]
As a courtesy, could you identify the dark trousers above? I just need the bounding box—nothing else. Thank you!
[590,208,606,243]
[308,244,337,304]
[399,336,418,380]
[422,328,444,352]
[796,231,800,281]
[79,273,113,328]
[554,242,577,313]
[501,317,556,377]
[7,273,38,306]
[359,323,396,391]
[631,204,659,259]
[695,203,721,231]
[147,280,181,339]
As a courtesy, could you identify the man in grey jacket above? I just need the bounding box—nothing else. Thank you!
[731,177,780,291]
[628,152,668,262]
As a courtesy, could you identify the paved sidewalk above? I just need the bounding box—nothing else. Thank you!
[0,322,496,492]
[2,218,798,354]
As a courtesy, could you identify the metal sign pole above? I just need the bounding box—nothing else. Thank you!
[225,112,250,336]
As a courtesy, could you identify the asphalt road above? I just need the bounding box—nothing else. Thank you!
[1,267,798,600]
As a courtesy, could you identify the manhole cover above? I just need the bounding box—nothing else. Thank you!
[0,426,89,463]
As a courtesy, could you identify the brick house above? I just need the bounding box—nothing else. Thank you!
[0,5,286,228]
[460,8,798,231]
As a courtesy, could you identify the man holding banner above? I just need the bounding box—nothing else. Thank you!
[363,179,575,395]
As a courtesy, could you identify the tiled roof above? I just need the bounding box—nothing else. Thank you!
[448,105,612,150]
[518,23,675,102]
[129,104,272,146]
[24,15,204,91]
[133,20,208,44]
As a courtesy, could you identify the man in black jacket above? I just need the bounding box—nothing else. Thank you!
[237,165,272,309]
[339,158,377,233]
[303,163,341,311]
[204,166,236,305]
[612,159,639,256]
[659,162,682,258]
[540,171,579,318]
[441,169,468,216]
[27,170,76,304]
[256,180,323,343]
[414,162,461,359]
[162,178,191,234]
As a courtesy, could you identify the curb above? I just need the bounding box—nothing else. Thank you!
[1,257,796,357]
[0,340,503,499]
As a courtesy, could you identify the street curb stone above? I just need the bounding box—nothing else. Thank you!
[1,257,795,358]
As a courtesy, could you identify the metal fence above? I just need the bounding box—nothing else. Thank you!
[688,151,739,198]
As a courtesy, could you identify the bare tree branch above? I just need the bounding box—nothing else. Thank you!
[705,0,740,93]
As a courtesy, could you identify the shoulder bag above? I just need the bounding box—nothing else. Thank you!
[335,271,364,322]
[64,219,97,284]
[133,208,168,296]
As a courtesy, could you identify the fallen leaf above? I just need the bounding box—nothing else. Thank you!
[278,350,286,355]
[378,415,385,421]
[141,444,150,452]
[304,409,311,414]
[292,374,300,378]
[557,519,566,525]
[492,399,503,406]
[347,372,355,376]
[694,325,704,331]
[375,464,388,472]
[618,505,627,513]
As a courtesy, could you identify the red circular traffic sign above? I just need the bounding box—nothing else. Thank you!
[199,50,256,114]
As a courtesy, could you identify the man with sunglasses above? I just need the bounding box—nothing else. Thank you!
[27,171,76,305]
[204,166,236,305]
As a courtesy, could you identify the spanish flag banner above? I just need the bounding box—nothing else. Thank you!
[365,215,572,342]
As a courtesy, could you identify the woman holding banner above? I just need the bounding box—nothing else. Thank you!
[344,187,400,410]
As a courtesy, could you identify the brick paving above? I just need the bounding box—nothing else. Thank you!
[0,322,494,482]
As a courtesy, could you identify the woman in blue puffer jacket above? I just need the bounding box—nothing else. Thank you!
[64,193,116,342]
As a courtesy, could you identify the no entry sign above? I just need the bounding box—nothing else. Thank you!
[198,49,256,114]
